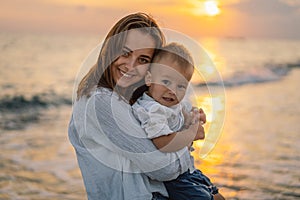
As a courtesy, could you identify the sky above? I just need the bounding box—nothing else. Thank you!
[1,0,300,39]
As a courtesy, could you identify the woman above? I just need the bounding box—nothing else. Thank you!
[69,13,210,200]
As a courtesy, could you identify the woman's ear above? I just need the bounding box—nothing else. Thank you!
[145,71,152,86]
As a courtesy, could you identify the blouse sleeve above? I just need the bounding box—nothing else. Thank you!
[73,90,192,181]
[132,103,174,139]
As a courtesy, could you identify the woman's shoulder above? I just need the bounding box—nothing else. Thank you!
[88,87,117,100]
[94,87,113,95]
[89,87,115,103]
[92,87,129,106]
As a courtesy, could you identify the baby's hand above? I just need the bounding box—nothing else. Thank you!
[191,107,201,124]
[188,120,205,141]
[183,107,202,128]
[198,107,206,124]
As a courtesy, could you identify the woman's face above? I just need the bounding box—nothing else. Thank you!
[111,29,156,88]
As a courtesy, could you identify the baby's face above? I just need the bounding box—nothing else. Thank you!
[147,58,193,107]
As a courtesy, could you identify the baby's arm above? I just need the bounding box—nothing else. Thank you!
[132,102,206,152]
[152,107,206,152]
[152,120,204,152]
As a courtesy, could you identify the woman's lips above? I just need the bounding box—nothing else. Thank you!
[119,68,135,78]
[120,70,133,78]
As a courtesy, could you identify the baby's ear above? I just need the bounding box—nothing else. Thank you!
[145,71,152,86]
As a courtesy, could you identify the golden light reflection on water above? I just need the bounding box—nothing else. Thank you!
[190,93,226,158]
[196,37,228,80]
[192,134,240,199]
[187,37,228,174]
[191,38,224,87]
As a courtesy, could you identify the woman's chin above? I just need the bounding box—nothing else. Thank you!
[115,80,129,88]
[116,77,142,88]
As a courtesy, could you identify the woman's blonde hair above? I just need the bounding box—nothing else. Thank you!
[77,12,165,99]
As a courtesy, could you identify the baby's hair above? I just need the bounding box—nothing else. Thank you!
[152,42,194,72]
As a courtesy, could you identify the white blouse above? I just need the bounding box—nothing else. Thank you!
[69,88,193,200]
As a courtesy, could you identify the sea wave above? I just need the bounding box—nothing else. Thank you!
[198,61,300,87]
[0,93,72,130]
[0,93,72,111]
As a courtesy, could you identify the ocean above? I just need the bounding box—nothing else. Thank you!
[0,32,299,199]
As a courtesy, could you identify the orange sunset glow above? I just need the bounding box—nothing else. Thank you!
[1,0,299,39]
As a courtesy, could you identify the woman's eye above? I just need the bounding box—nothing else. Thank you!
[122,51,130,57]
[138,57,150,64]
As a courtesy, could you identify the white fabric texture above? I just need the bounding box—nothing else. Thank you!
[69,88,193,200]
[132,93,186,139]
[132,92,195,173]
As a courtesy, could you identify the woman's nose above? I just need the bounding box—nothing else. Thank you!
[125,57,136,70]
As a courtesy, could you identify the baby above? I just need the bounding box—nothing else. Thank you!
[132,42,222,200]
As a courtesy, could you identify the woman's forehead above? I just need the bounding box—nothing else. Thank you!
[124,29,156,50]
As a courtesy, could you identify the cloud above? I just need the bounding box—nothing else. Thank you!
[221,0,300,38]
[279,0,300,6]
[278,0,300,14]
[226,0,298,15]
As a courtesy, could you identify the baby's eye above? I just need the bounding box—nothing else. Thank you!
[178,84,187,90]
[161,80,170,85]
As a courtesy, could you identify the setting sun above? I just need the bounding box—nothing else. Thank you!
[191,0,221,17]
[204,1,220,16]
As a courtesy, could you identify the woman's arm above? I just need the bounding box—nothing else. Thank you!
[75,90,193,181]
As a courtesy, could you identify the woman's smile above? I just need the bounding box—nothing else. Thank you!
[119,67,136,78]
[119,68,133,78]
